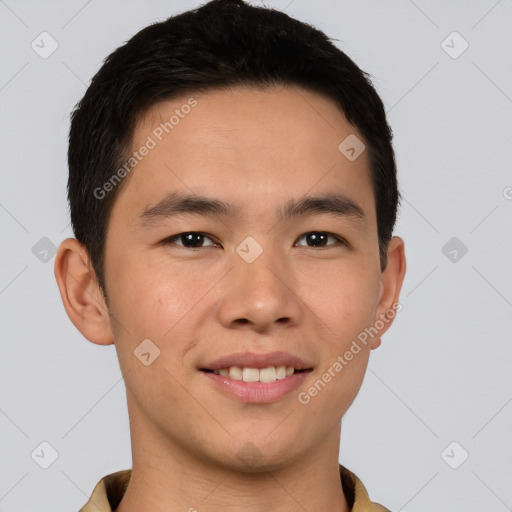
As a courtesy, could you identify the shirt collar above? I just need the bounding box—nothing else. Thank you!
[79,465,389,512]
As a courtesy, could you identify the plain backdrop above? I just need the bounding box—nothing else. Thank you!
[1,1,511,511]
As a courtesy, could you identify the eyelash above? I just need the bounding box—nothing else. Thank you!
[162,231,348,249]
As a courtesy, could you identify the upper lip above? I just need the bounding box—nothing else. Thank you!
[200,351,313,371]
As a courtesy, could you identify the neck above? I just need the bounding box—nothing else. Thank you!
[115,399,349,512]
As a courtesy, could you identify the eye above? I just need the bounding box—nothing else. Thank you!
[163,232,219,249]
[294,231,346,248]
[162,231,346,250]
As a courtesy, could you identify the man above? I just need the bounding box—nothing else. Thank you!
[54,0,406,510]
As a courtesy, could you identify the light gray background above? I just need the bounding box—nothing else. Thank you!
[1,1,511,511]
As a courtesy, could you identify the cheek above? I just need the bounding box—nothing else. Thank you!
[302,261,381,345]
[296,348,370,431]
[291,264,378,413]
[109,252,193,323]
[106,257,199,364]
[106,268,202,417]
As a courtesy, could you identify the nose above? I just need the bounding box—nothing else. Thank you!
[216,246,304,334]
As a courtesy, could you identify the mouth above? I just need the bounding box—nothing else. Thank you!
[198,351,314,403]
[200,366,311,383]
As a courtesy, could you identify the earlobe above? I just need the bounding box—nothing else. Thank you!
[371,236,406,350]
[371,337,382,349]
[53,238,114,346]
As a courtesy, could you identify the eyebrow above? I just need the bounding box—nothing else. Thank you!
[137,191,366,227]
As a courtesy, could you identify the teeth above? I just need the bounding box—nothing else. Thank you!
[276,366,287,380]
[260,366,276,383]
[217,365,296,383]
[242,367,260,382]
[229,366,243,380]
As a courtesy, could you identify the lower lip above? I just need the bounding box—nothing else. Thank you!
[201,370,311,403]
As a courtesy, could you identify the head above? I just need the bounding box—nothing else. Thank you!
[55,0,405,472]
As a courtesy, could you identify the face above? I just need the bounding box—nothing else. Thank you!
[96,85,403,471]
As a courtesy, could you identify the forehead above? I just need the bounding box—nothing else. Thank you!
[112,85,376,228]
[139,84,354,152]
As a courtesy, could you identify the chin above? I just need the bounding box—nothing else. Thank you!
[199,436,301,474]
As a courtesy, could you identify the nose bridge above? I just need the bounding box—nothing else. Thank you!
[241,247,284,295]
[236,239,288,303]
[216,239,303,331]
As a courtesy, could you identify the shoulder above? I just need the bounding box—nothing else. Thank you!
[339,464,391,511]
[79,469,131,512]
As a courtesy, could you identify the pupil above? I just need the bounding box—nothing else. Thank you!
[184,233,202,247]
[308,232,326,247]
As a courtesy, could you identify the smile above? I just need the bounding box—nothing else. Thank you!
[202,365,308,383]
[199,351,314,403]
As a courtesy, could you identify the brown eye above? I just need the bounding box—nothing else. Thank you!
[164,232,218,248]
[295,231,344,248]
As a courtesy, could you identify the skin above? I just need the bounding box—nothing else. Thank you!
[54,85,406,512]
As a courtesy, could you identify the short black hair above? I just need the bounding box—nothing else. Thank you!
[67,0,400,298]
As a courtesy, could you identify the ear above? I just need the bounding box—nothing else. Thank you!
[370,236,406,349]
[54,238,114,345]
